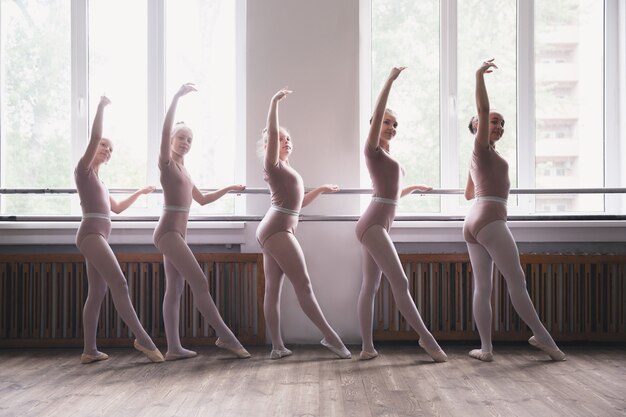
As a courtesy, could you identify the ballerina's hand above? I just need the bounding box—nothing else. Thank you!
[412,184,433,193]
[272,87,293,103]
[175,83,198,98]
[477,59,498,75]
[99,95,111,107]
[230,184,246,193]
[389,67,407,81]
[140,185,156,195]
[320,184,339,193]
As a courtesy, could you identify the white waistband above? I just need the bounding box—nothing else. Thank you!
[475,196,508,205]
[83,212,111,220]
[372,197,398,206]
[271,205,300,216]
[164,205,190,213]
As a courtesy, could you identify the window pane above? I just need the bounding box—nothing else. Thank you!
[370,0,440,213]
[88,0,149,214]
[457,0,517,210]
[0,0,72,215]
[535,0,604,213]
[166,0,237,215]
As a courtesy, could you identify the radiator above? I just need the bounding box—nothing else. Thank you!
[2,253,625,347]
[374,254,626,342]
[0,253,265,347]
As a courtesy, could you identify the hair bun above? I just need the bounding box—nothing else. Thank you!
[468,116,478,134]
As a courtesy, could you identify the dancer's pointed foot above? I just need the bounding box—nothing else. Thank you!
[133,340,165,363]
[469,349,494,362]
[80,351,109,364]
[321,339,351,359]
[528,336,566,361]
[359,349,379,361]
[165,348,198,361]
[215,338,251,359]
[270,347,293,360]
[418,339,447,363]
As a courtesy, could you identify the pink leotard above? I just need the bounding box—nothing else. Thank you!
[153,157,195,246]
[463,139,510,244]
[256,160,304,247]
[75,161,112,247]
[355,144,402,242]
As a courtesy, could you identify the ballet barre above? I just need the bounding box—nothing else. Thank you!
[1,187,626,195]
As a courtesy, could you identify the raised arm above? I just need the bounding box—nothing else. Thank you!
[161,83,197,161]
[192,184,246,206]
[367,67,406,151]
[264,88,292,169]
[79,96,111,169]
[474,59,497,148]
[110,185,156,214]
[302,184,339,208]
[401,184,433,198]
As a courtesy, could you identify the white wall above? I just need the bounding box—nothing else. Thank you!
[243,0,364,343]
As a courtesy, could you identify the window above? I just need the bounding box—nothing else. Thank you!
[370,0,440,213]
[0,0,72,215]
[535,0,604,213]
[366,0,625,216]
[165,0,239,215]
[88,0,149,214]
[0,0,242,217]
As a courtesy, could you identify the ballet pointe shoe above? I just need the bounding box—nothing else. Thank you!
[80,351,109,364]
[215,338,251,359]
[133,340,165,363]
[359,350,379,361]
[165,349,198,361]
[528,336,566,361]
[320,339,352,359]
[270,347,293,360]
[418,339,448,363]
[469,349,494,362]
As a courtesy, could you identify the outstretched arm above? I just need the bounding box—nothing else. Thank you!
[161,83,197,161]
[79,96,111,169]
[302,184,339,208]
[192,184,246,206]
[367,67,406,151]
[264,88,292,169]
[401,184,433,198]
[475,59,497,148]
[110,186,156,214]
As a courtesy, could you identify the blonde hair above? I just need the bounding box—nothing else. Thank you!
[369,108,397,124]
[171,121,192,140]
[257,126,291,159]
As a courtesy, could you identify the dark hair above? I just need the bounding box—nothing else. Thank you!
[468,113,505,135]
[468,116,477,134]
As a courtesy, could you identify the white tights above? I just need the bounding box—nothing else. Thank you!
[262,232,345,351]
[467,220,558,352]
[157,231,242,355]
[79,234,156,355]
[358,225,441,353]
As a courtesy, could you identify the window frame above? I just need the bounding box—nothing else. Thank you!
[362,0,625,217]
[1,0,246,217]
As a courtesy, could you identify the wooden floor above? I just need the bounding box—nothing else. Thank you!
[0,343,624,417]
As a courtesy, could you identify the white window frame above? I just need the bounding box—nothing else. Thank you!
[8,0,247,217]
[362,0,626,217]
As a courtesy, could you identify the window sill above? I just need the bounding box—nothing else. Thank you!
[390,220,626,243]
[0,221,246,245]
[1,218,624,245]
